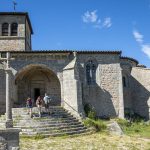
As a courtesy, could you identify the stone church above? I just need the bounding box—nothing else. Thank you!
[0,12,150,119]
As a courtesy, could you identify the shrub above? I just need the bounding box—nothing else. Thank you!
[84,103,91,116]
[83,118,107,132]
[84,103,96,119]
[88,111,96,120]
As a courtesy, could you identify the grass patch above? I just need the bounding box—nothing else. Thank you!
[117,118,150,138]
[21,134,46,140]
[83,118,107,132]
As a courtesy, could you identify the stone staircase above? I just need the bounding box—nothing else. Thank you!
[0,106,89,137]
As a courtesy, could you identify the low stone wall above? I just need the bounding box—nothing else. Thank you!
[0,128,20,150]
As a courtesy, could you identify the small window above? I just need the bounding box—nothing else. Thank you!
[0,52,7,58]
[86,60,96,85]
[123,76,127,87]
[2,23,9,36]
[11,23,18,36]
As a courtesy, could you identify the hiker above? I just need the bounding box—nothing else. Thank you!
[26,97,33,117]
[36,96,43,117]
[43,93,51,115]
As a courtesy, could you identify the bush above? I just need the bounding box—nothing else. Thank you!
[84,103,91,116]
[83,118,107,132]
[84,103,96,119]
[88,111,96,120]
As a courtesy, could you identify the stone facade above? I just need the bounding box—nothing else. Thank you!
[0,12,150,120]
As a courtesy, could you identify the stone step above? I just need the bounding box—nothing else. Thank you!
[12,107,66,113]
[13,116,78,123]
[12,110,68,115]
[14,119,81,127]
[14,121,82,129]
[21,126,87,135]
[21,124,85,132]
[13,114,73,119]
[6,106,89,136]
[20,129,88,137]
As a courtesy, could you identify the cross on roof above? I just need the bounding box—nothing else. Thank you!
[0,52,15,69]
[13,0,17,12]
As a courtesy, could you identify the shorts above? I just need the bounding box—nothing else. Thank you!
[26,105,32,108]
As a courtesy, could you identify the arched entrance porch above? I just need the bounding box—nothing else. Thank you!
[15,65,61,106]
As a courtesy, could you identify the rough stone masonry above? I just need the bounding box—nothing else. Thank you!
[0,12,150,121]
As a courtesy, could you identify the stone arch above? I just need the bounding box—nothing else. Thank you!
[15,64,61,106]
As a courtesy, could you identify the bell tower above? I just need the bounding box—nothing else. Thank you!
[0,12,33,51]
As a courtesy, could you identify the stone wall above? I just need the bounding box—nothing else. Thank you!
[0,128,20,150]
[120,59,137,111]
[0,38,25,51]
[62,58,83,118]
[131,67,150,119]
[78,54,123,118]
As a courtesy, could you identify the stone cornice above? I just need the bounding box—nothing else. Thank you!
[0,36,25,40]
[0,50,122,54]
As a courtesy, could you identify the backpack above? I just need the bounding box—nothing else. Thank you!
[44,96,50,104]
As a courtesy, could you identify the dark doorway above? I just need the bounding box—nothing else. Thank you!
[34,88,40,102]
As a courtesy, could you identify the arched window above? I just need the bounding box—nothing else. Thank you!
[86,60,96,85]
[123,76,127,87]
[2,23,9,36]
[11,23,18,36]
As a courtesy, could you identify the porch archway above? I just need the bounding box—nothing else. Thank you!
[15,64,61,106]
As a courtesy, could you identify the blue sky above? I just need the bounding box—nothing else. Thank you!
[0,0,150,67]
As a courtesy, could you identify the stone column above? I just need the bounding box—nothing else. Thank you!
[5,52,13,128]
[5,69,13,128]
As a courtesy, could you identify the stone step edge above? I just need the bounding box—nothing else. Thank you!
[17,125,85,131]
[20,128,88,136]
[20,126,87,134]
[14,122,82,128]
[20,130,93,138]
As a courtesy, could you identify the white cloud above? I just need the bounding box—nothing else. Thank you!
[82,10,112,29]
[142,44,150,59]
[82,10,98,23]
[133,30,143,43]
[133,29,150,59]
[103,17,112,28]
